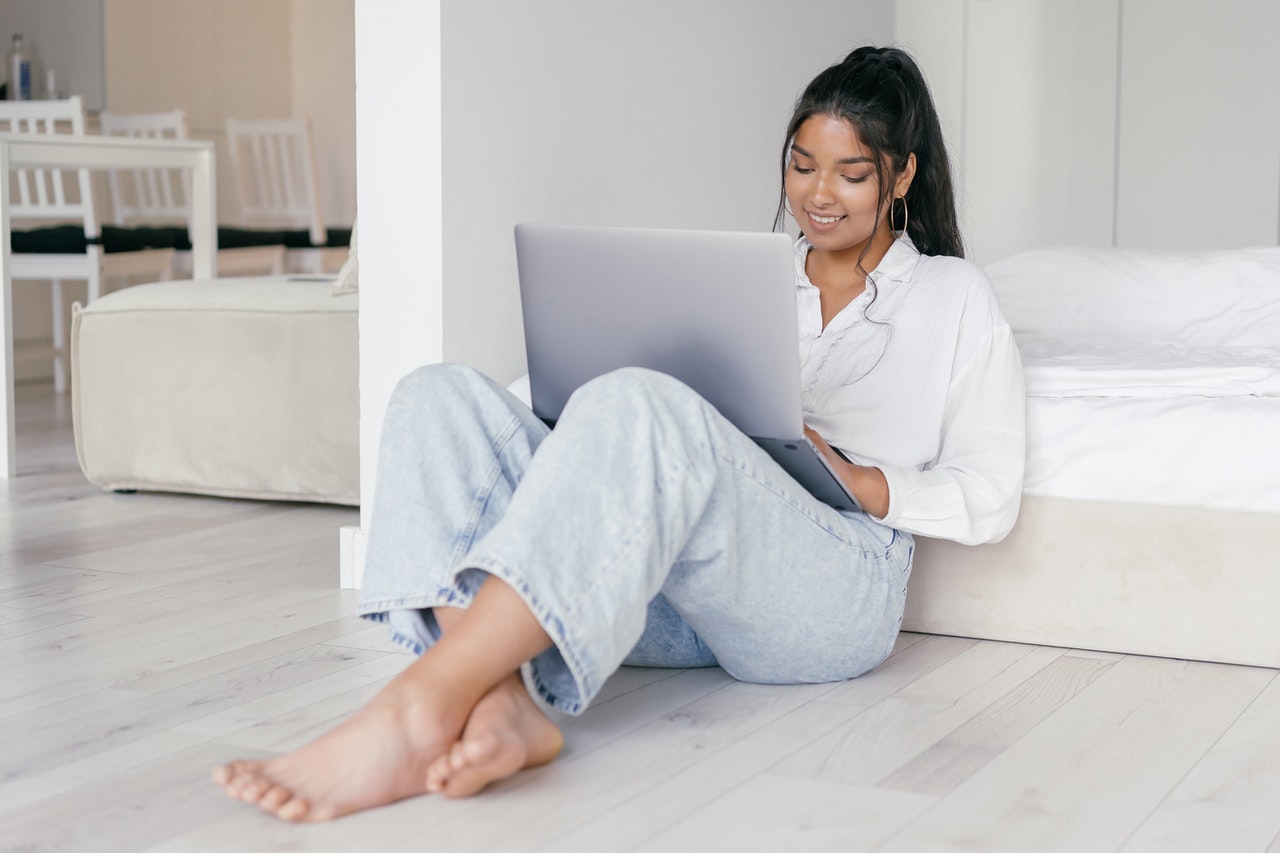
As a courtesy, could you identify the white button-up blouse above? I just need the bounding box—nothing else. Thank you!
[795,235,1026,545]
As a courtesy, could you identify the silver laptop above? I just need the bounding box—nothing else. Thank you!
[515,222,862,513]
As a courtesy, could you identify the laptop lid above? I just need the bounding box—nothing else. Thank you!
[515,223,804,440]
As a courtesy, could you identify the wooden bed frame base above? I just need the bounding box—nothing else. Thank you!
[903,494,1280,670]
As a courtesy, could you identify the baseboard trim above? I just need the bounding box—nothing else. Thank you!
[339,525,369,589]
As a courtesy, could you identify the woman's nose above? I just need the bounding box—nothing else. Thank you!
[811,173,835,205]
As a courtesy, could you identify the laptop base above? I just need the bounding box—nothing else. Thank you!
[754,437,863,514]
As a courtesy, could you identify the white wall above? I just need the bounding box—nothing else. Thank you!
[355,0,895,530]
[893,0,966,233]
[440,0,894,385]
[290,0,357,227]
[102,0,359,226]
[1115,0,1280,249]
[961,0,1119,263]
[898,0,1280,266]
[104,0,292,225]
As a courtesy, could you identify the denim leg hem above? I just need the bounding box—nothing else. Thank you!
[359,578,592,717]
[358,586,475,656]
[454,560,595,717]
[360,610,432,657]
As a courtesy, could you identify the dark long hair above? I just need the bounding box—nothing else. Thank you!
[774,46,963,260]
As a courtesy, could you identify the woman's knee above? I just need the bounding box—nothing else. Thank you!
[721,643,892,686]
[711,614,899,686]
[385,363,494,421]
[393,362,486,403]
[566,367,706,420]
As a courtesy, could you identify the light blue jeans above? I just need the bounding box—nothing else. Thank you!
[358,364,914,715]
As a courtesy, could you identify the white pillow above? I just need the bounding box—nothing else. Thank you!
[986,245,1280,348]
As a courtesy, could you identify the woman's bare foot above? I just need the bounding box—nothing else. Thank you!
[213,579,558,819]
[212,677,470,822]
[425,672,564,798]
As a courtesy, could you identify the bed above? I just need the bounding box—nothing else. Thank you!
[903,245,1280,669]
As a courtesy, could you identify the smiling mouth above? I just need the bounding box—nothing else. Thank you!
[808,212,846,225]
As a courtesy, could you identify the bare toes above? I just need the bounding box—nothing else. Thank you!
[238,778,273,804]
[260,785,293,811]
[425,758,449,793]
[277,795,312,822]
[448,739,473,771]
[226,775,257,799]
[213,759,256,788]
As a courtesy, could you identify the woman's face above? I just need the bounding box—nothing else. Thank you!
[784,114,898,255]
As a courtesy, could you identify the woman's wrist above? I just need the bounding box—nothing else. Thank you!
[847,462,890,519]
[803,425,890,518]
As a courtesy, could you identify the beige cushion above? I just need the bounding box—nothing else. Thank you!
[71,278,359,505]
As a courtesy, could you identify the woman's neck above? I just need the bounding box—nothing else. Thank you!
[804,224,897,294]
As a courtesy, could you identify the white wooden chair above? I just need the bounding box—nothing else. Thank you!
[99,109,191,225]
[1,96,175,392]
[224,116,349,274]
[99,109,285,277]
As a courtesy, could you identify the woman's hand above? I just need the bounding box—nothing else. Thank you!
[804,425,890,519]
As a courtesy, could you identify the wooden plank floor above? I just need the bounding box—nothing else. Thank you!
[2,383,1278,852]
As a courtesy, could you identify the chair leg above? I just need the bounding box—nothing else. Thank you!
[51,279,67,395]
[87,267,102,303]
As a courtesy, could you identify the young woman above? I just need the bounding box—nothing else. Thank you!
[213,45,1025,821]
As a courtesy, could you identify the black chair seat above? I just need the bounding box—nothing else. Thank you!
[12,224,353,255]
[11,224,189,254]
[281,227,353,249]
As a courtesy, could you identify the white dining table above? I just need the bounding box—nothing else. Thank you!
[0,132,217,478]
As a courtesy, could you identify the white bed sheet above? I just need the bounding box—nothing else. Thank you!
[1020,334,1280,398]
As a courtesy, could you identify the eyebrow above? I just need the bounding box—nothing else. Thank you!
[790,144,874,166]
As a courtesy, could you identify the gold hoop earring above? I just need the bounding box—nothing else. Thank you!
[783,197,795,218]
[890,196,908,237]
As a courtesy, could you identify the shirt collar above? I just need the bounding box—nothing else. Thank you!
[794,233,922,288]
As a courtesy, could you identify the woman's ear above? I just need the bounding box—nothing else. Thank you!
[895,152,917,198]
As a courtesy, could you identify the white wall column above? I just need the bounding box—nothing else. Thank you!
[352,0,445,583]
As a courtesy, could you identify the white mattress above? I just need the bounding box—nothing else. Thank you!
[1024,393,1280,513]
[1018,334,1280,513]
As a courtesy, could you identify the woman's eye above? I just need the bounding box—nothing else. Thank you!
[791,162,814,174]
[843,175,870,184]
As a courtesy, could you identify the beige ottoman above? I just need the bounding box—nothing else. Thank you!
[71,277,359,505]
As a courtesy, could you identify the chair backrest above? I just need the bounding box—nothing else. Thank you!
[0,96,98,237]
[99,108,190,226]
[224,116,326,246]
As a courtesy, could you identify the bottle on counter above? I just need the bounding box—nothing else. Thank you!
[7,33,32,100]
